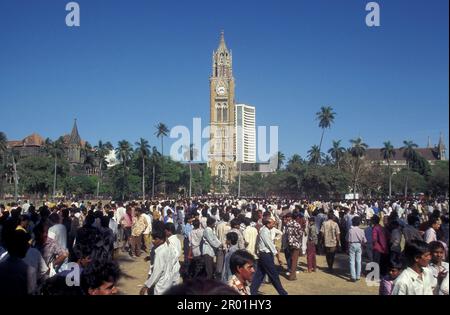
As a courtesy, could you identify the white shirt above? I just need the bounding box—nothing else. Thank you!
[142,213,152,235]
[424,228,437,244]
[392,267,434,295]
[115,207,126,224]
[167,234,181,285]
[429,262,449,295]
[145,242,173,295]
[48,224,67,250]
[243,226,258,256]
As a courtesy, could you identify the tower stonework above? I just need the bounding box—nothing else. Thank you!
[67,119,82,165]
[208,31,237,184]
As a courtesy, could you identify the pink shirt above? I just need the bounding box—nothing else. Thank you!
[372,225,388,254]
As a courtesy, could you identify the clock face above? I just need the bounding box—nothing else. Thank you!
[216,86,226,96]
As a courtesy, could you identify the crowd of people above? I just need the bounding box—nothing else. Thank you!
[0,196,448,296]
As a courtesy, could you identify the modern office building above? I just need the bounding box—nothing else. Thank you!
[235,104,256,163]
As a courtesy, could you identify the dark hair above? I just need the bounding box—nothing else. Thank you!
[48,212,60,225]
[81,260,120,293]
[192,219,200,229]
[404,240,430,266]
[226,232,238,245]
[207,217,216,227]
[407,214,420,227]
[429,216,440,227]
[229,250,255,274]
[164,223,176,235]
[351,216,361,227]
[429,241,445,253]
[371,215,380,225]
[101,215,110,228]
[164,279,239,295]
[151,228,166,241]
[243,217,252,227]
[230,218,240,228]
[327,212,335,220]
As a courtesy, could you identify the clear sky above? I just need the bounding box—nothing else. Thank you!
[0,0,448,161]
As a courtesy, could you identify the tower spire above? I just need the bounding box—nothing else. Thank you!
[427,136,432,148]
[69,118,81,145]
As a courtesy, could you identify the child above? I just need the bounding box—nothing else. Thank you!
[379,259,403,295]
[391,240,433,295]
[428,241,449,295]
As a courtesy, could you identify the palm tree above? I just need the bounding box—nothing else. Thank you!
[381,141,396,198]
[135,138,150,202]
[94,140,113,198]
[115,140,133,201]
[401,140,418,198]
[149,146,161,198]
[316,106,336,160]
[154,123,169,194]
[276,151,285,170]
[183,144,199,197]
[44,138,65,199]
[349,137,368,198]
[328,140,346,170]
[307,145,322,165]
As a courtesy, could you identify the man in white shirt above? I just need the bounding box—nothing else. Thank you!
[243,218,258,257]
[114,202,126,242]
[392,240,434,295]
[142,211,153,254]
[424,217,441,244]
[48,212,67,250]
[140,229,173,295]
[165,223,181,286]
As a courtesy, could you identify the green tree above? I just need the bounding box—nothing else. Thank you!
[276,151,285,170]
[316,106,336,160]
[155,123,169,194]
[94,140,113,198]
[401,140,418,197]
[381,141,395,198]
[135,138,150,201]
[307,145,323,165]
[349,137,368,198]
[43,137,66,199]
[115,140,133,200]
[427,161,449,197]
[328,140,346,170]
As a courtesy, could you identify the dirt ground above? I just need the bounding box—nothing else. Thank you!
[116,237,378,295]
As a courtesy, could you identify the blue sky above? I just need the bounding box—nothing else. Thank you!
[0,0,448,161]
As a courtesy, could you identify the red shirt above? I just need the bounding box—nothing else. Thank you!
[372,224,388,254]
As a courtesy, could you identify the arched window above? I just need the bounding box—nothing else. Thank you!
[222,105,227,122]
[218,163,226,179]
[216,104,222,122]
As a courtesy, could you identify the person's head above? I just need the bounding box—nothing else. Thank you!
[230,218,240,229]
[407,214,420,228]
[164,223,176,237]
[134,207,143,217]
[192,219,200,229]
[429,241,446,264]
[243,217,252,227]
[226,232,238,247]
[263,218,275,230]
[100,215,110,228]
[207,217,216,228]
[82,261,120,295]
[429,216,441,231]
[19,214,30,229]
[404,240,431,268]
[33,222,49,245]
[351,216,361,227]
[230,250,255,283]
[327,211,335,220]
[164,279,239,295]
[4,229,30,258]
[387,258,403,280]
[371,215,380,225]
[151,228,166,248]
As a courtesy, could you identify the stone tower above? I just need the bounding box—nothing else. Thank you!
[208,31,237,184]
[67,119,82,164]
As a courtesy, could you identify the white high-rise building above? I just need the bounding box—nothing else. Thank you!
[235,104,256,163]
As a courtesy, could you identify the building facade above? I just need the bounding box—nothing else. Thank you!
[235,104,256,163]
[364,134,447,170]
[208,31,237,183]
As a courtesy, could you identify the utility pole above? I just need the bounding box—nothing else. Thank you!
[238,161,242,198]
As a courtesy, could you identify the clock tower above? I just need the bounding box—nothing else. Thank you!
[209,31,237,185]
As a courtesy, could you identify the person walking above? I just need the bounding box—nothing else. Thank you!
[320,212,341,273]
[346,216,367,282]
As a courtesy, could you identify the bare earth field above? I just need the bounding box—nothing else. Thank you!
[116,238,378,295]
